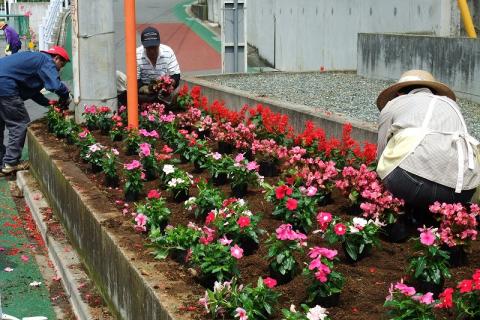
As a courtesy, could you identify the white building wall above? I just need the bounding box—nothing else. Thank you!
[246,0,460,71]
[10,2,49,36]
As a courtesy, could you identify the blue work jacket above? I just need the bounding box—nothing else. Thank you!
[0,51,69,102]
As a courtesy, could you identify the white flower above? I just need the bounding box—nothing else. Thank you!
[306,305,328,320]
[167,178,179,188]
[29,281,42,287]
[289,304,297,313]
[243,210,252,217]
[163,164,175,175]
[349,226,360,233]
[4,267,13,272]
[237,199,246,206]
[213,281,224,292]
[212,152,222,160]
[353,217,368,228]
[88,143,103,153]
[111,148,119,155]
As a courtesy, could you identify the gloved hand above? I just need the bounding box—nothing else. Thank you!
[58,94,71,110]
[4,44,12,56]
[139,85,151,94]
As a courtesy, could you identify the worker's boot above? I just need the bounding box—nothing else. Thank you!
[1,161,30,175]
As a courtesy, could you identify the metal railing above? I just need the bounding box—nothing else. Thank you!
[38,0,70,50]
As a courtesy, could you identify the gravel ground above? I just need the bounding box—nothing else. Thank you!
[203,72,480,139]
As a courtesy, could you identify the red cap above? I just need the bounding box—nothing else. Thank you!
[41,46,70,62]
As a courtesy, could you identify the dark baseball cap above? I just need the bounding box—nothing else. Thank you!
[141,27,160,47]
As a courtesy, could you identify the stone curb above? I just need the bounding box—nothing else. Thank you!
[16,170,94,320]
[27,126,191,320]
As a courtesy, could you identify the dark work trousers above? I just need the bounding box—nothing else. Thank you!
[383,166,476,227]
[0,96,30,166]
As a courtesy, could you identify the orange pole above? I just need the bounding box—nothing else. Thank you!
[125,0,138,128]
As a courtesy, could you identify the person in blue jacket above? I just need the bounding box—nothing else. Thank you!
[0,46,71,176]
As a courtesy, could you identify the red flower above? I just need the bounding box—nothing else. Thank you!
[263,277,277,288]
[275,185,293,200]
[205,212,215,225]
[458,279,473,293]
[147,189,161,199]
[286,198,298,211]
[334,223,347,235]
[237,216,251,228]
[436,288,454,309]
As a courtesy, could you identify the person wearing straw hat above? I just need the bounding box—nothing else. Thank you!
[0,21,22,55]
[376,69,480,227]
[0,46,71,176]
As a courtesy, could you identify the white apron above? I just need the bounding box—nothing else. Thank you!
[377,94,479,193]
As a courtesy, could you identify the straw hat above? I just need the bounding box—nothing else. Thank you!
[376,70,456,110]
[0,21,6,29]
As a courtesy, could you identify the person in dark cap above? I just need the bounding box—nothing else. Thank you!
[138,26,180,103]
[376,69,480,227]
[117,26,181,106]
[0,46,71,175]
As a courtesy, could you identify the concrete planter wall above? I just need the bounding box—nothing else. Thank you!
[182,74,378,144]
[27,124,193,320]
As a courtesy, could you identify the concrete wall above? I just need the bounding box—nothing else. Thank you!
[245,0,461,71]
[357,33,480,104]
[207,0,221,24]
[10,2,49,37]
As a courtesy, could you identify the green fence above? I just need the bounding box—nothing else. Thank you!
[0,15,29,36]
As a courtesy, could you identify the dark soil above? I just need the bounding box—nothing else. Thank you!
[30,120,479,320]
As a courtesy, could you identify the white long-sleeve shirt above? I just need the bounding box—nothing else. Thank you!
[377,88,480,190]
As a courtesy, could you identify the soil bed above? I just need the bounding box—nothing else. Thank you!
[30,119,479,320]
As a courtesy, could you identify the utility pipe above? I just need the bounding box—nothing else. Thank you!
[124,0,138,128]
[458,0,477,38]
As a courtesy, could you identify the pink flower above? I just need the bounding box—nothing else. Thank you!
[276,224,307,241]
[334,223,347,236]
[419,227,436,246]
[412,292,434,305]
[395,282,416,296]
[147,189,161,199]
[235,307,248,320]
[230,245,244,259]
[314,262,331,282]
[198,295,208,311]
[246,161,258,171]
[219,235,232,246]
[286,198,298,211]
[237,216,251,228]
[263,277,277,288]
[316,211,332,229]
[306,186,317,196]
[125,160,141,170]
[78,129,90,138]
[134,213,148,232]
[235,153,244,163]
[139,143,151,157]
[162,145,173,153]
[308,247,337,260]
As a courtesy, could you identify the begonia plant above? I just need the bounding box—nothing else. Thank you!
[199,277,280,320]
